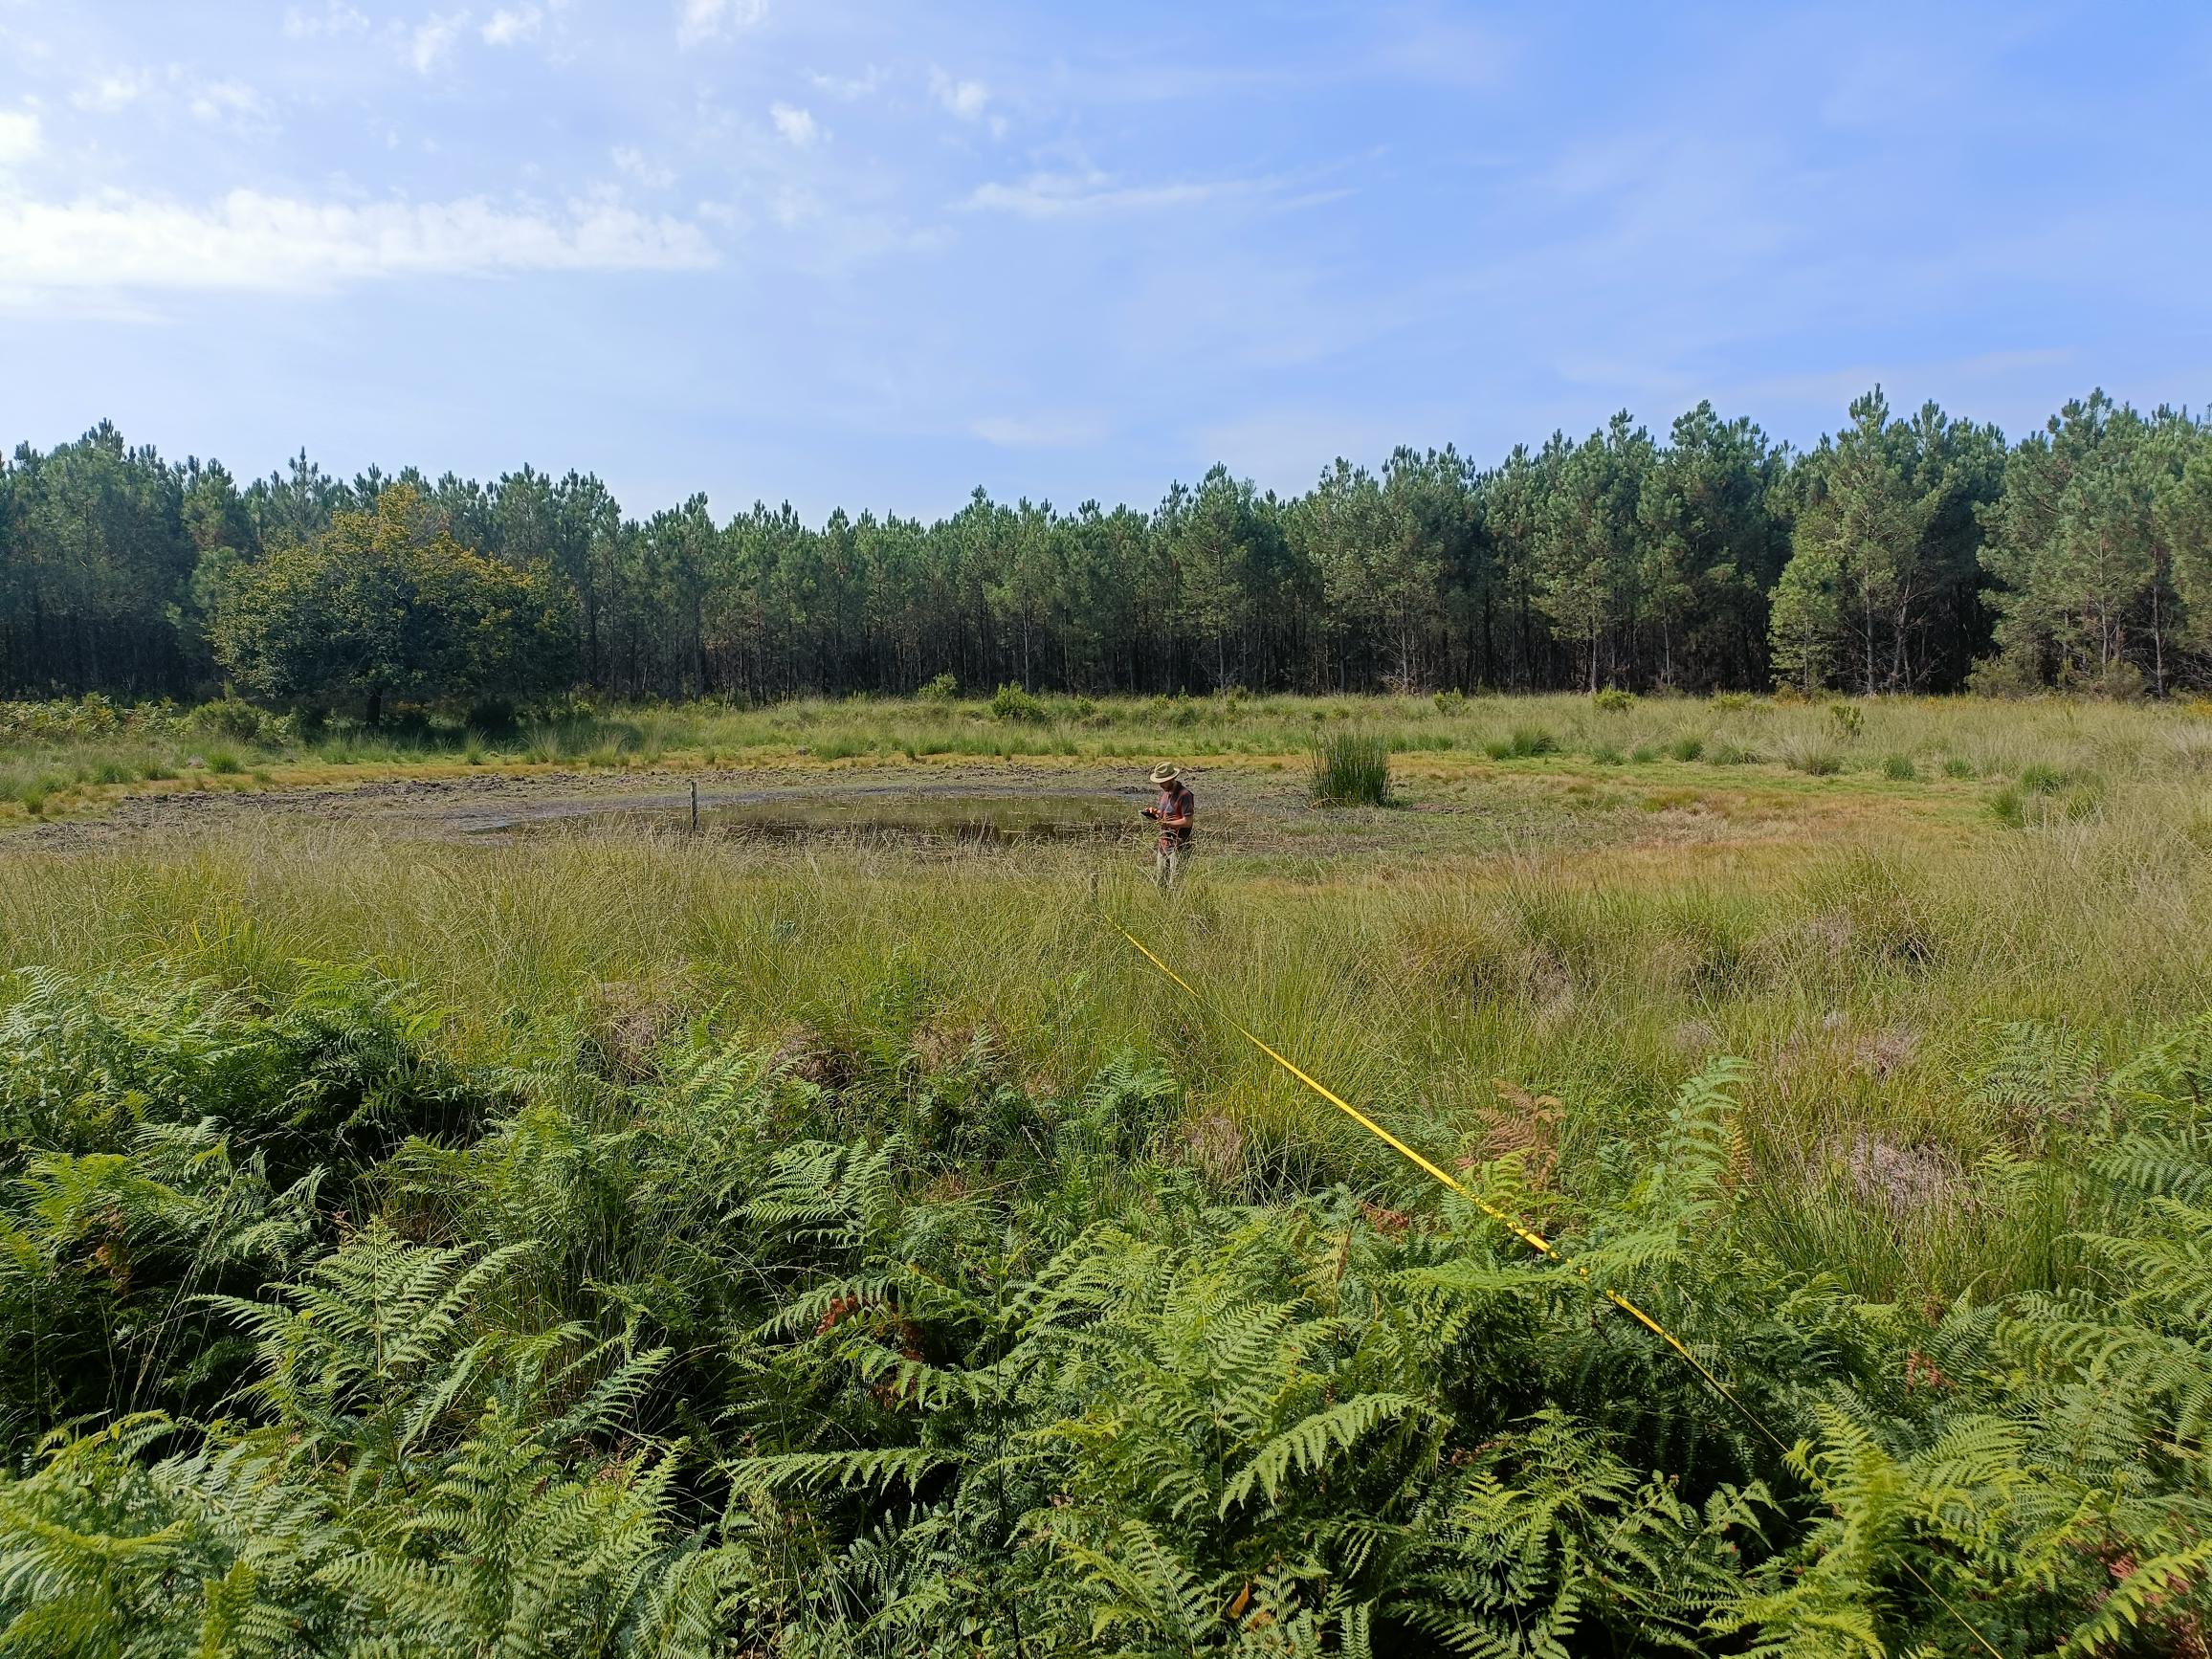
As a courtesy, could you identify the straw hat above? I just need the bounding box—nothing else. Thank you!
[1148,763,1182,785]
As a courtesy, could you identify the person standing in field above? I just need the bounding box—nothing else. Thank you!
[1143,763,1195,886]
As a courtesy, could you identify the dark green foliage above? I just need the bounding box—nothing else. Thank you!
[11,390,2212,704]
[1311,730,1394,806]
[7,968,2212,1653]
[988,683,1047,722]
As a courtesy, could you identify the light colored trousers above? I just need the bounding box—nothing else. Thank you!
[1153,843,1188,886]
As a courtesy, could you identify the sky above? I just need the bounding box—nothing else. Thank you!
[1,2,2208,521]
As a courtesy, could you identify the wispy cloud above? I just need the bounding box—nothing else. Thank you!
[70,66,274,131]
[769,102,818,148]
[481,5,542,47]
[929,68,989,122]
[281,2,369,41]
[808,65,881,101]
[409,11,468,75]
[675,0,763,49]
[611,145,675,188]
[0,189,719,295]
[73,69,156,113]
[963,170,1226,218]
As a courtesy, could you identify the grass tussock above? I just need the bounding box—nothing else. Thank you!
[1310,729,1394,806]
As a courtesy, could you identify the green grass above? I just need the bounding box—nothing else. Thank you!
[1310,729,1394,806]
[5,692,2212,1651]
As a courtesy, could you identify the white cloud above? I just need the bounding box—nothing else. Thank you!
[481,4,542,45]
[74,70,156,113]
[282,2,369,39]
[0,189,719,294]
[0,107,39,169]
[769,101,817,148]
[963,170,1222,218]
[929,68,988,122]
[409,11,468,74]
[611,144,675,188]
[808,65,881,100]
[675,0,763,48]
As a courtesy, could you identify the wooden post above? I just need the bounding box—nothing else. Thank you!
[690,777,699,834]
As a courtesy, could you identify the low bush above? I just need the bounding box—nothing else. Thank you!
[191,697,276,743]
[990,683,1049,723]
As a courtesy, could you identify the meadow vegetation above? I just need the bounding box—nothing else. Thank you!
[2,691,2212,1652]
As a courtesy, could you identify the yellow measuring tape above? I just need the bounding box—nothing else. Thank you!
[1115,921,2005,1658]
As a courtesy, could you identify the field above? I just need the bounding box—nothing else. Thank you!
[5,692,2212,1655]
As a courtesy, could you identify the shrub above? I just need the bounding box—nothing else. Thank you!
[191,697,270,743]
[1712,691,1753,712]
[1592,688,1636,712]
[989,684,1047,723]
[1882,752,1917,782]
[1432,688,1468,714]
[1311,729,1393,806]
[1826,701,1865,739]
[918,672,959,703]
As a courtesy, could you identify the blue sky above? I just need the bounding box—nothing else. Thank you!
[1,2,2207,520]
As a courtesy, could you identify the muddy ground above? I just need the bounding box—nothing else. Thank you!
[8,762,1286,850]
[5,753,1968,870]
[4,756,1662,861]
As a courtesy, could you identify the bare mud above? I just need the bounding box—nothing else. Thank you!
[7,763,1314,854]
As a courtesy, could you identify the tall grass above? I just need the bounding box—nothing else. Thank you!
[1310,729,1394,806]
[5,753,2209,1298]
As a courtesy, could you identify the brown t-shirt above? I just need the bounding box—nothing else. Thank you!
[1154,785,1195,848]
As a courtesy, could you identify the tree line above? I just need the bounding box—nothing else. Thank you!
[4,387,2209,714]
